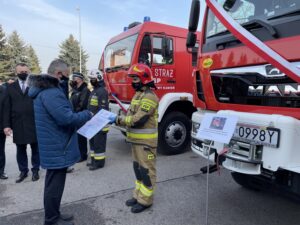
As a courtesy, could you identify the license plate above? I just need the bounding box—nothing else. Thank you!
[233,124,280,148]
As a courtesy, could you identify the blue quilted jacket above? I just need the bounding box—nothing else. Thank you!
[28,75,92,169]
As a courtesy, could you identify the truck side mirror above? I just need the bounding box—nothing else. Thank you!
[162,37,171,60]
[223,0,236,11]
[188,0,200,32]
[186,32,197,49]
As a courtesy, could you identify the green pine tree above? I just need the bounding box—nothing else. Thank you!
[27,45,41,74]
[58,34,88,75]
[0,25,10,80]
[5,31,28,79]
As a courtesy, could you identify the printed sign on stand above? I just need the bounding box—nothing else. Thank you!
[196,113,238,144]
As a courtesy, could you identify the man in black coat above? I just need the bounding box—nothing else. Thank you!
[0,84,8,179]
[3,63,40,183]
[70,72,91,162]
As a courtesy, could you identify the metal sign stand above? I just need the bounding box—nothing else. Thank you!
[203,140,213,225]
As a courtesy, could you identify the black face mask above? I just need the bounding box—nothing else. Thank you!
[131,82,143,91]
[17,73,28,81]
[90,80,99,87]
[70,81,77,88]
[60,75,69,81]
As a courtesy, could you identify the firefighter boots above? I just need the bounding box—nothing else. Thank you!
[131,202,152,213]
[125,198,137,207]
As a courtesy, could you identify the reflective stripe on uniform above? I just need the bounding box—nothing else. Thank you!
[128,128,157,134]
[94,153,105,160]
[141,98,157,108]
[90,98,98,106]
[131,100,140,105]
[127,132,158,139]
[140,184,153,197]
[102,127,109,132]
[135,180,141,190]
[90,150,95,157]
[125,116,132,126]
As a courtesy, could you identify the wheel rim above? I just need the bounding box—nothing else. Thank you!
[164,121,187,148]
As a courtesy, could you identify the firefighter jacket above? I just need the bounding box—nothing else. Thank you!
[117,88,159,148]
[88,82,109,132]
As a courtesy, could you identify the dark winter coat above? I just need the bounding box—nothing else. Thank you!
[3,80,37,144]
[0,85,7,133]
[70,82,91,112]
[27,75,92,169]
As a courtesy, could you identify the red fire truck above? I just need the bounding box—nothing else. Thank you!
[102,19,199,155]
[187,0,300,198]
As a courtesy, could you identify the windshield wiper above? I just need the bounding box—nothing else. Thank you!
[268,8,300,20]
[105,65,129,73]
[242,19,278,38]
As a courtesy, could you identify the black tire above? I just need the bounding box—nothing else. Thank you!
[231,172,260,191]
[158,111,191,155]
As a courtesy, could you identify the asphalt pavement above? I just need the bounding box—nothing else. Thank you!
[1,128,300,225]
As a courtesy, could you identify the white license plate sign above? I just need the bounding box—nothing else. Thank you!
[233,124,280,148]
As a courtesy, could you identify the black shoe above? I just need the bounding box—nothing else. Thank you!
[131,203,151,213]
[125,198,137,207]
[89,164,104,171]
[60,213,74,221]
[66,168,74,173]
[53,218,74,225]
[32,171,40,182]
[0,173,8,180]
[16,172,28,183]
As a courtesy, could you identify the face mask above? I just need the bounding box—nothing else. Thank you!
[60,75,68,81]
[90,80,99,87]
[17,73,28,81]
[131,82,143,91]
[70,81,77,88]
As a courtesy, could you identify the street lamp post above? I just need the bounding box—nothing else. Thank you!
[76,7,82,74]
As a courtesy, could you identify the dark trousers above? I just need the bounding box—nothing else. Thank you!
[78,134,87,160]
[44,168,67,225]
[0,133,6,174]
[16,143,40,173]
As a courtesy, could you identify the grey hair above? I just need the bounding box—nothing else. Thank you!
[47,59,68,75]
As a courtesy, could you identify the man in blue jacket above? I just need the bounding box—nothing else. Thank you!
[28,59,92,225]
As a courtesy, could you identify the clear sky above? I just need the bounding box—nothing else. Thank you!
[0,0,194,72]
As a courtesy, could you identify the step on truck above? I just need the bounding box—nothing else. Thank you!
[102,18,199,155]
[187,0,300,199]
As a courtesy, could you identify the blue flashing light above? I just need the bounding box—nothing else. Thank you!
[144,16,151,22]
[123,27,128,31]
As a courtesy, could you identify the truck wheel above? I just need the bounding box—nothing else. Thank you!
[231,172,260,191]
[158,112,191,155]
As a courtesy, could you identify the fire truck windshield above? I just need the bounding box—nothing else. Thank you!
[104,34,138,70]
[206,0,300,38]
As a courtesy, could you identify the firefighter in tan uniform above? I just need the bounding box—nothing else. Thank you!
[112,63,159,213]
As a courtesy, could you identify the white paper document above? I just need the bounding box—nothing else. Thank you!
[196,113,238,144]
[77,109,117,139]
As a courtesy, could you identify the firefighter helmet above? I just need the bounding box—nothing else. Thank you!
[88,69,103,80]
[128,63,153,85]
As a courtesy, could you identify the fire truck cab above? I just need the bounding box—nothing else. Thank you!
[187,0,300,199]
[102,19,198,155]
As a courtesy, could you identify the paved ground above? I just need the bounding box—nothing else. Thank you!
[1,128,300,225]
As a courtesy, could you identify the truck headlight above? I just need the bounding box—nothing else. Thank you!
[192,122,200,133]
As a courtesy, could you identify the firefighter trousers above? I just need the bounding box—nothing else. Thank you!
[89,131,107,167]
[132,144,156,206]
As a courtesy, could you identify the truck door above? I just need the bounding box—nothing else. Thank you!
[138,34,175,96]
